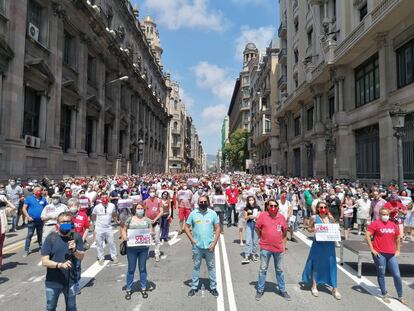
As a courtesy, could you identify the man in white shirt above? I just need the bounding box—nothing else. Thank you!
[356,192,371,235]
[40,194,68,243]
[92,193,118,265]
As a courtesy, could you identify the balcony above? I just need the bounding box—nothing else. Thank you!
[278,20,287,38]
[172,142,182,148]
[278,48,287,64]
[171,128,180,135]
[278,74,287,90]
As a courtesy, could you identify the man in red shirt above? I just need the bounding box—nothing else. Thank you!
[254,199,291,301]
[143,187,163,262]
[366,207,406,304]
[225,183,239,227]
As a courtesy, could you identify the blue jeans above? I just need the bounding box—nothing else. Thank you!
[45,281,77,311]
[25,220,43,252]
[244,221,258,256]
[257,249,286,293]
[373,253,403,298]
[191,245,216,290]
[126,246,149,291]
[160,215,170,241]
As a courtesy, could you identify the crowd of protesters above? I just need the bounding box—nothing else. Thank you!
[0,173,413,309]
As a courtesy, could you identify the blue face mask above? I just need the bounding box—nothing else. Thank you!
[59,223,72,235]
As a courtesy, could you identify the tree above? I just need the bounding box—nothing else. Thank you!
[223,129,248,171]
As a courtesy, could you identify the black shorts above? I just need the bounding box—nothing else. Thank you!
[344,217,353,230]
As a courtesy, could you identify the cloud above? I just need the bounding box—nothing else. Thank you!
[201,104,227,119]
[192,61,234,101]
[234,25,275,58]
[230,0,267,5]
[180,88,195,109]
[141,0,228,31]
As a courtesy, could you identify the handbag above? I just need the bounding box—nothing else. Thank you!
[120,240,127,256]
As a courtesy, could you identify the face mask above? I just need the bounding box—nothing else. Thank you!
[66,192,72,198]
[199,203,208,211]
[9,181,15,186]
[363,195,368,200]
[132,192,137,195]
[70,207,78,214]
[136,209,145,218]
[381,215,389,222]
[34,191,42,198]
[52,199,60,205]
[149,192,155,198]
[319,208,328,215]
[101,198,109,206]
[268,207,278,216]
[198,189,203,195]
[58,223,72,235]
[248,200,255,205]
[88,187,92,191]
[182,186,187,190]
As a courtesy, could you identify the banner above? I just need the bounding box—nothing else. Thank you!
[127,228,152,247]
[213,195,226,205]
[315,223,341,242]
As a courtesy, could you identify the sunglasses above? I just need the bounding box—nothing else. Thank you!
[318,206,327,209]
[199,201,208,204]
[269,204,278,207]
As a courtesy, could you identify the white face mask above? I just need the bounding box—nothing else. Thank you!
[70,207,78,214]
[52,199,60,205]
[381,215,389,222]
[183,186,187,190]
[149,192,155,198]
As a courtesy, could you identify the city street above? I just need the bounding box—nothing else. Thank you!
[1,218,413,311]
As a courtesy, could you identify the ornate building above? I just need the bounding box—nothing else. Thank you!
[276,0,414,182]
[0,0,171,179]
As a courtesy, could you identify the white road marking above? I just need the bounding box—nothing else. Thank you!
[32,275,45,283]
[37,260,42,266]
[220,235,237,311]
[79,260,110,289]
[294,231,412,311]
[215,239,225,311]
[132,302,143,311]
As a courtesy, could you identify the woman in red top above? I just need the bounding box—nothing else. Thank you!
[366,208,406,304]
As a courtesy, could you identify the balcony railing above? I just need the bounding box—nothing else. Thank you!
[278,48,287,64]
[278,74,287,90]
[278,20,287,38]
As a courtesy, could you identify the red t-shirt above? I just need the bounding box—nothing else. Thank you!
[79,196,90,214]
[384,201,406,221]
[72,211,90,237]
[367,219,400,254]
[255,212,287,253]
[226,188,239,204]
[143,198,163,220]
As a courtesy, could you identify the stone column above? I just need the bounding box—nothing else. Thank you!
[68,108,77,152]
[90,119,97,156]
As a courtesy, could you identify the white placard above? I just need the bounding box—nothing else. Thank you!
[127,228,152,247]
[288,215,296,223]
[213,195,226,205]
[315,223,341,242]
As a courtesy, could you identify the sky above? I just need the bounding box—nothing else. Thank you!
[132,0,280,155]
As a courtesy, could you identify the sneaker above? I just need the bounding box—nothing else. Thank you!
[311,287,319,297]
[22,251,29,258]
[290,237,298,243]
[239,242,244,246]
[252,255,259,262]
[280,291,291,301]
[188,289,197,297]
[241,257,250,264]
[210,289,219,297]
[155,255,160,262]
[112,257,119,264]
[332,290,341,300]
[98,259,105,266]
[255,291,263,301]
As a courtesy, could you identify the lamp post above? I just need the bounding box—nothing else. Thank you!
[389,104,407,189]
[138,139,144,173]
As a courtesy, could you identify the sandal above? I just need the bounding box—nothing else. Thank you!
[141,290,148,299]
[125,291,132,300]
[311,287,319,297]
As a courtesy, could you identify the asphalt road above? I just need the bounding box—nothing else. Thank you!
[1,219,414,311]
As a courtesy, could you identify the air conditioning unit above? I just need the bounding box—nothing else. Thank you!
[25,135,41,149]
[28,23,39,42]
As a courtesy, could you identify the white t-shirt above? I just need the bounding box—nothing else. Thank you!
[92,203,116,232]
[356,198,371,220]
[278,200,291,220]
[85,190,97,203]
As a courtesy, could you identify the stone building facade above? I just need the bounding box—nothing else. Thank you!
[276,0,414,183]
[0,0,172,179]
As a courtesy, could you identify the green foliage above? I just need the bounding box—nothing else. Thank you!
[222,129,248,170]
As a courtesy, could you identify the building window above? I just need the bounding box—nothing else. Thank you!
[294,76,298,88]
[294,49,299,64]
[293,148,301,177]
[265,116,271,133]
[355,54,379,107]
[173,149,178,157]
[104,124,110,155]
[87,54,96,85]
[174,100,178,110]
[307,107,314,130]
[359,3,368,21]
[294,18,299,33]
[119,130,125,156]
[59,104,71,153]
[85,117,93,154]
[328,96,335,119]
[355,124,380,179]
[294,116,301,136]
[307,28,313,47]
[0,0,5,14]
[63,31,75,67]
[397,38,414,88]
[173,122,178,130]
[23,87,41,137]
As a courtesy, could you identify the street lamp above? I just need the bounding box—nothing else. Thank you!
[389,103,407,189]
[106,76,129,85]
[138,139,144,171]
